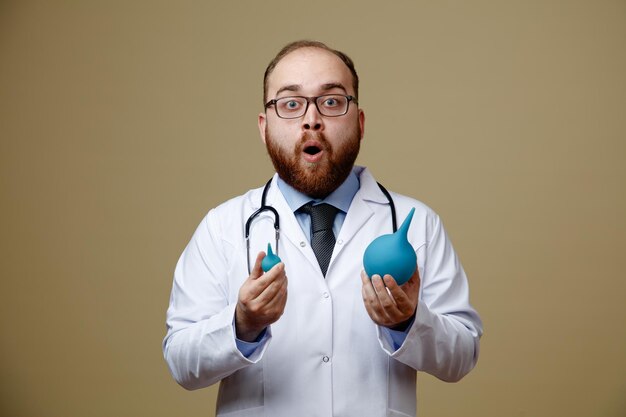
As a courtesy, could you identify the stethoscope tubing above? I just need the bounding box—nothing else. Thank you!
[245,179,280,274]
[245,178,396,274]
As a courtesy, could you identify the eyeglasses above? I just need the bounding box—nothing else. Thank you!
[265,94,358,119]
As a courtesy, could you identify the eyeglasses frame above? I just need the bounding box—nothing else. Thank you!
[264,94,358,119]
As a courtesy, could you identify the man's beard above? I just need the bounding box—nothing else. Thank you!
[265,125,361,199]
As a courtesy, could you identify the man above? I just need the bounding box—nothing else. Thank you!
[163,40,483,416]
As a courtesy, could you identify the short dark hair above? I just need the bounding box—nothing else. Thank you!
[263,40,359,104]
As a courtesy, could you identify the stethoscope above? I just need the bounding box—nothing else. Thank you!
[245,178,397,273]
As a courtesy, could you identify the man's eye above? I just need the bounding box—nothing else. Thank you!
[323,98,338,107]
[279,99,302,112]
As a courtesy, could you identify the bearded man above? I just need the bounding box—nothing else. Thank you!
[163,40,483,417]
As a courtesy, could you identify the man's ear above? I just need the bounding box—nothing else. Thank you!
[358,109,365,140]
[258,112,267,144]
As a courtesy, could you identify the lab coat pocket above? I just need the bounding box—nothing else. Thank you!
[216,362,264,416]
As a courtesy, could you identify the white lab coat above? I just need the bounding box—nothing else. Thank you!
[163,167,482,417]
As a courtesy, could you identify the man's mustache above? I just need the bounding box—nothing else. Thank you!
[297,131,330,151]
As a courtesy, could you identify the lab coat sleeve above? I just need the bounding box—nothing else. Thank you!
[377,212,483,382]
[162,210,271,390]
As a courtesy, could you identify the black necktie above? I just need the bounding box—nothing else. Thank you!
[300,203,339,277]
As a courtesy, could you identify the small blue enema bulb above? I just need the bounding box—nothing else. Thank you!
[363,207,416,285]
[261,243,282,272]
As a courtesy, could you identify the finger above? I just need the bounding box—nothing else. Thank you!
[399,267,421,302]
[254,267,287,305]
[383,275,415,313]
[249,251,266,279]
[361,271,384,320]
[236,274,287,335]
[242,256,281,301]
[382,275,403,300]
[361,269,374,289]
[366,275,398,325]
[372,275,401,315]
[403,266,421,288]
[370,274,387,297]
[361,271,380,306]
[259,277,288,312]
[412,265,421,281]
[254,261,285,289]
[361,276,382,324]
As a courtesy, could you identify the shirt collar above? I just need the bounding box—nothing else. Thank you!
[276,168,360,214]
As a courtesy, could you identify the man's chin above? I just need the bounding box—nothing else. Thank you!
[299,159,327,171]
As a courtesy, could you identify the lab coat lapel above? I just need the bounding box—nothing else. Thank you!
[332,168,390,263]
[334,196,373,251]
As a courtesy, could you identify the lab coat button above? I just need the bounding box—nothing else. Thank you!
[300,241,306,247]
[322,355,330,363]
[323,292,329,299]
[337,239,343,245]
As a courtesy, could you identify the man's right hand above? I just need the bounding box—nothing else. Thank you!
[235,251,288,342]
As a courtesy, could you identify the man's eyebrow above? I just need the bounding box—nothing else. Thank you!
[275,84,301,96]
[274,82,348,97]
[320,83,347,93]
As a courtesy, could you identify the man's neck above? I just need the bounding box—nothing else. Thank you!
[276,169,360,214]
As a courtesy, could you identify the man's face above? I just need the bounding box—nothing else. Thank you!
[258,47,365,199]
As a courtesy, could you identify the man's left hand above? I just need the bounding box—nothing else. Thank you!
[361,267,420,329]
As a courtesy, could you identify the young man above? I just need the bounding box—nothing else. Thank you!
[163,40,482,417]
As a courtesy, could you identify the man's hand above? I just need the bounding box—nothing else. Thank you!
[235,251,288,342]
[361,266,420,329]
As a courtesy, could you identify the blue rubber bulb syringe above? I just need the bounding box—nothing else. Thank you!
[261,243,282,272]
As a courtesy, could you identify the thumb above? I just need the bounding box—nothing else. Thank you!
[249,251,266,279]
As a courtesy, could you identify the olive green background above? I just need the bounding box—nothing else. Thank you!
[1,1,624,416]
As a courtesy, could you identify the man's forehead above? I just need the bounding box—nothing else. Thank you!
[267,47,353,94]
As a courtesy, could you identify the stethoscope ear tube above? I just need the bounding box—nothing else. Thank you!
[376,182,397,233]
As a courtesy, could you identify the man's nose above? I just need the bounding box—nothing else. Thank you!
[302,100,323,131]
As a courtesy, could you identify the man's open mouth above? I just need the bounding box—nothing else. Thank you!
[304,145,322,155]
